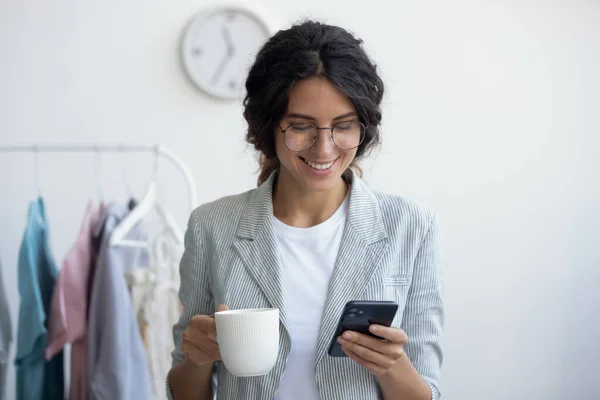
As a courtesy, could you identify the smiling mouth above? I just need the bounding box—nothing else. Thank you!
[301,157,337,170]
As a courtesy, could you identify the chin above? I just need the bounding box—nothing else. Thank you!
[297,170,344,193]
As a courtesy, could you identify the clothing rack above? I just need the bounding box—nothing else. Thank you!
[0,144,198,213]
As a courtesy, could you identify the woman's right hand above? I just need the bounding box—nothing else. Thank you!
[181,304,229,367]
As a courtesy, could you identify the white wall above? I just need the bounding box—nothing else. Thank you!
[1,0,598,399]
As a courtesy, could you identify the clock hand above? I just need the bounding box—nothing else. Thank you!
[211,26,235,86]
[211,53,231,86]
[222,26,235,56]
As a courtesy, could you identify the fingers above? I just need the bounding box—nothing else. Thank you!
[338,336,396,369]
[342,346,387,377]
[183,324,218,348]
[205,331,218,343]
[204,305,228,341]
[189,315,217,334]
[182,305,230,367]
[215,304,229,313]
[369,325,408,344]
[182,336,220,365]
[338,330,406,362]
[340,331,387,354]
[182,313,221,366]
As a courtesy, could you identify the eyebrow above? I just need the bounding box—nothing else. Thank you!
[285,111,357,121]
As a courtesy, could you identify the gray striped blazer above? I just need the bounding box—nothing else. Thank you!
[167,170,443,400]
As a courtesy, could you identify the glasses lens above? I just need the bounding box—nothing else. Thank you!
[284,124,317,151]
[332,121,365,150]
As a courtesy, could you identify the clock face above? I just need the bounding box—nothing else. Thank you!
[182,7,272,100]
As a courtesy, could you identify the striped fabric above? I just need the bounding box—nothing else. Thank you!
[167,170,443,400]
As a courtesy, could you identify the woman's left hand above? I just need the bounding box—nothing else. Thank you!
[338,325,408,377]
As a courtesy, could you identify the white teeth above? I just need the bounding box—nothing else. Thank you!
[304,158,334,170]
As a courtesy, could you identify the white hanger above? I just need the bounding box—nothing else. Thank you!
[110,146,183,249]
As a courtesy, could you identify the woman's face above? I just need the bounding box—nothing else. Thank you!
[275,77,359,194]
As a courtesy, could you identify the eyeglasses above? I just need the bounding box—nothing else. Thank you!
[278,121,366,152]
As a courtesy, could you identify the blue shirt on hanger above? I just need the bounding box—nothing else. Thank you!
[87,203,152,400]
[0,257,13,400]
[14,198,64,400]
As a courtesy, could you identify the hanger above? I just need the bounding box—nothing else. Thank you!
[31,147,46,225]
[33,146,42,198]
[120,143,138,210]
[110,145,183,249]
[94,146,104,203]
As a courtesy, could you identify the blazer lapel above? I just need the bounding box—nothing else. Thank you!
[315,171,389,366]
[232,172,289,331]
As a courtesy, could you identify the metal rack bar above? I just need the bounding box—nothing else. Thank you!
[0,144,198,212]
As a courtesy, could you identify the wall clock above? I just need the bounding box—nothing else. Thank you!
[181,4,274,100]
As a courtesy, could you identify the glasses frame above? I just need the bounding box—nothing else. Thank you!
[277,121,366,152]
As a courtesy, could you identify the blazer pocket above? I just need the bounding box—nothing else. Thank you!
[383,274,412,286]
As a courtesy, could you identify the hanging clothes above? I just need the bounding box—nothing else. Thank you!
[87,203,152,400]
[126,213,183,400]
[45,201,105,400]
[0,258,12,400]
[14,198,63,400]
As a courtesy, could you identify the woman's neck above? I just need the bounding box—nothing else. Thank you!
[272,170,348,228]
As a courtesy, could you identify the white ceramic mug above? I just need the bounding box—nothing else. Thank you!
[214,308,279,377]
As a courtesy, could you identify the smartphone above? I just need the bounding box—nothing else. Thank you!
[327,300,398,357]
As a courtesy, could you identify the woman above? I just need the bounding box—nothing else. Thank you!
[167,20,443,400]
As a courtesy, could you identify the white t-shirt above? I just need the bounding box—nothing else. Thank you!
[273,195,349,400]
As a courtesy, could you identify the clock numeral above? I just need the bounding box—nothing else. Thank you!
[191,47,203,57]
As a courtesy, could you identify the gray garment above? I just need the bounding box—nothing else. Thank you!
[167,168,443,400]
[0,259,12,400]
[87,203,152,400]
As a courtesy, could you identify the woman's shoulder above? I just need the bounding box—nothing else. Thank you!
[188,189,254,230]
[371,189,438,231]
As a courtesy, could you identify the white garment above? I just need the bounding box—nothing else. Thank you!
[273,195,349,400]
[126,214,183,400]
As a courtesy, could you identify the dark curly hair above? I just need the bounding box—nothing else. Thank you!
[243,20,385,185]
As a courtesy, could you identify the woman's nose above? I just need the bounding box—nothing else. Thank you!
[311,128,336,155]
